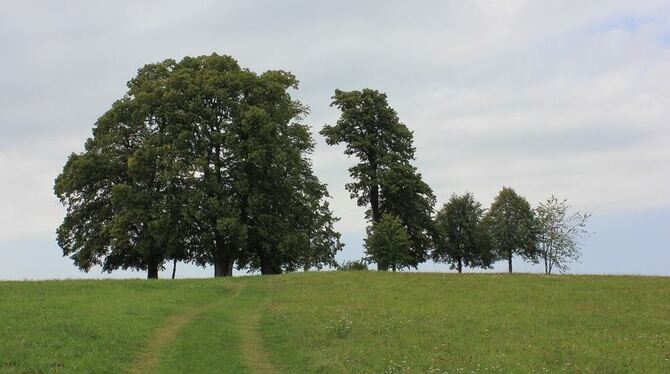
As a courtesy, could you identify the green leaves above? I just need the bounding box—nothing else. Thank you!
[434,193,493,272]
[535,196,591,274]
[481,187,538,272]
[364,214,413,271]
[55,54,342,278]
[322,89,435,270]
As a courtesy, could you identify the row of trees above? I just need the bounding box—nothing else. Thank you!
[430,190,590,274]
[55,53,590,278]
[325,90,590,274]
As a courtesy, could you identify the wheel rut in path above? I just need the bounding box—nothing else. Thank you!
[238,303,277,374]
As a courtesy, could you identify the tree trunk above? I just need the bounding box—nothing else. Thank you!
[213,229,236,277]
[214,255,235,277]
[171,259,177,279]
[367,148,381,224]
[147,260,159,279]
[226,257,234,276]
[370,183,381,223]
[214,260,223,277]
[457,258,463,273]
[211,143,235,278]
[246,218,281,275]
[508,252,513,273]
[369,166,385,271]
[259,257,282,275]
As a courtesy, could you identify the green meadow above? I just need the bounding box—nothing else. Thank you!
[1,272,668,373]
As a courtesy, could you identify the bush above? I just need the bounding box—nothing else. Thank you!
[364,214,413,271]
[338,260,368,271]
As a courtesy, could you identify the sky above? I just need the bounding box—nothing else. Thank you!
[1,0,669,279]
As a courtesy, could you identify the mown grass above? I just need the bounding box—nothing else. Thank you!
[1,272,668,373]
[0,279,230,373]
[262,273,670,373]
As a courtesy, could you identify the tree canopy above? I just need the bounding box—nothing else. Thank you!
[55,54,342,278]
[364,214,413,271]
[433,193,493,273]
[321,89,435,270]
[55,55,593,279]
[535,196,591,274]
[481,187,537,273]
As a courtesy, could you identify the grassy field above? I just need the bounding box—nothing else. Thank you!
[1,272,668,373]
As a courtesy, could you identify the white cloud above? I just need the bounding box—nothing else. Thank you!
[1,0,669,252]
[0,141,71,242]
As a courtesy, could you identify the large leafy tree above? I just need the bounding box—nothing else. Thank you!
[481,187,537,273]
[226,70,342,274]
[165,57,341,275]
[321,89,435,270]
[55,54,342,277]
[535,196,591,274]
[161,55,251,276]
[55,61,197,278]
[169,56,342,275]
[433,193,493,273]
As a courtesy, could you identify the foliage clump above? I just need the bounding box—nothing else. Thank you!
[322,89,435,271]
[535,196,591,274]
[481,187,538,273]
[364,214,414,271]
[54,55,593,278]
[433,192,493,273]
[55,54,342,278]
[338,260,369,271]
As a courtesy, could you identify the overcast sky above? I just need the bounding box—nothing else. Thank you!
[1,1,669,279]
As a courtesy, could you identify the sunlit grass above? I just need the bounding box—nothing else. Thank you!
[1,272,668,373]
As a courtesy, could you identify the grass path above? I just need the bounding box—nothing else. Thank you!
[238,303,276,374]
[128,305,212,373]
[128,279,276,373]
[128,283,247,374]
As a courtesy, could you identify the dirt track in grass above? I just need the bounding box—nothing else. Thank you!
[127,282,275,374]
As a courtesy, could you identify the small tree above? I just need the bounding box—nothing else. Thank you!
[482,187,537,273]
[433,193,493,273]
[364,214,412,271]
[535,196,591,274]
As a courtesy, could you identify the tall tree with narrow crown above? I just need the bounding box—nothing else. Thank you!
[321,89,435,270]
